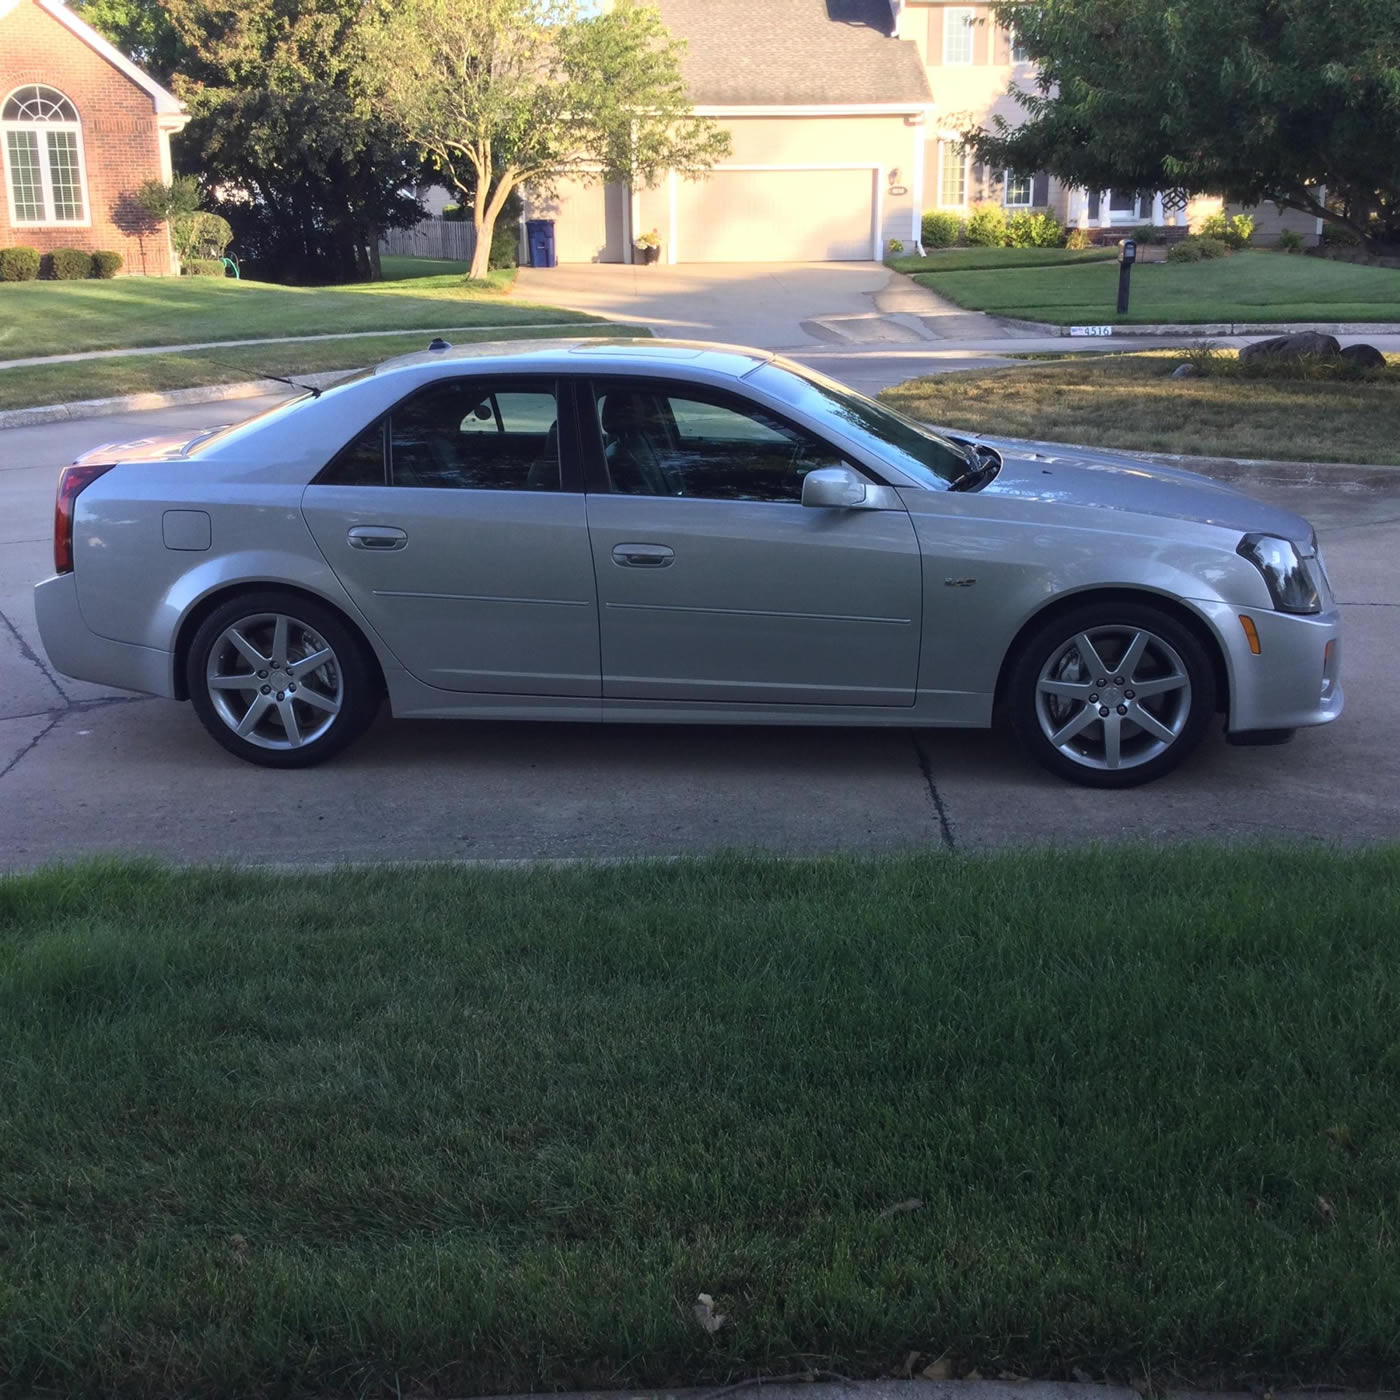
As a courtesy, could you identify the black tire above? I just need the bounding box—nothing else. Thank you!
[185,591,380,768]
[1007,600,1217,788]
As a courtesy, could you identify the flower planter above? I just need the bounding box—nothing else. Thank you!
[637,245,661,264]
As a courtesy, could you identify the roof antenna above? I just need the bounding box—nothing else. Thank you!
[428,338,451,351]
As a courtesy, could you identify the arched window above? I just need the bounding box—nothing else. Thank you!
[2,85,88,225]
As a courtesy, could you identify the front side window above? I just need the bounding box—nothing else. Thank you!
[2,85,87,225]
[389,379,561,490]
[1004,172,1034,207]
[940,142,968,207]
[591,381,846,504]
[942,7,976,64]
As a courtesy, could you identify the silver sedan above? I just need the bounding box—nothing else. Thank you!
[34,339,1342,787]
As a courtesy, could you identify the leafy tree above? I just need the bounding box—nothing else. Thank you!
[968,0,1400,251]
[72,0,187,85]
[373,0,731,280]
[151,0,428,282]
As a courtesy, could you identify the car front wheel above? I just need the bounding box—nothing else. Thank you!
[1008,602,1217,788]
[186,592,380,767]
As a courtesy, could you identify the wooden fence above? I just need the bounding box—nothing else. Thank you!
[380,219,478,263]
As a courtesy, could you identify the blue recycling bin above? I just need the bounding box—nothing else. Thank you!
[525,219,557,269]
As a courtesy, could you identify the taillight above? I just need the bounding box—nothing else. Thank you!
[53,462,116,574]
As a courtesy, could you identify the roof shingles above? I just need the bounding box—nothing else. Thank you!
[653,0,933,107]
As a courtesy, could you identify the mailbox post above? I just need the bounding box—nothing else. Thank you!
[1116,237,1137,314]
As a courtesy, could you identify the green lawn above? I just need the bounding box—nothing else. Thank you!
[910,250,1400,324]
[0,324,652,411]
[888,246,1118,274]
[3,848,1400,1398]
[0,263,597,361]
[881,350,1400,463]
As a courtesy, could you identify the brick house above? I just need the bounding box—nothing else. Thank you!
[1,0,188,274]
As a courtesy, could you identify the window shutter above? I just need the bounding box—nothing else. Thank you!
[994,27,1011,65]
[1032,172,1050,207]
[1087,189,1101,220]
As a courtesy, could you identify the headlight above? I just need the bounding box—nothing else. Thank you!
[1237,533,1322,614]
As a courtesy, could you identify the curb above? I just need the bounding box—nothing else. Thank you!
[0,370,359,429]
[993,316,1400,338]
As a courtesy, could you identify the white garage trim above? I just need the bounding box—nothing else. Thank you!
[694,104,930,117]
[671,164,884,263]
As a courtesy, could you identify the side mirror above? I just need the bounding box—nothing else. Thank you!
[801,465,868,509]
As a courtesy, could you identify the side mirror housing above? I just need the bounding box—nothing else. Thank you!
[802,466,868,509]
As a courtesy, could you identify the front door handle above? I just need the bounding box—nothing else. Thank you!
[348,525,408,551]
[612,543,675,568]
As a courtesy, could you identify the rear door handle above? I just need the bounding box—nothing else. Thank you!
[348,526,408,551]
[612,543,675,568]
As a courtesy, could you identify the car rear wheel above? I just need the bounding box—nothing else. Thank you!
[186,592,380,767]
[1008,602,1216,788]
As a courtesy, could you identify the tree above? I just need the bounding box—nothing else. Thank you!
[72,0,187,86]
[967,0,1400,250]
[373,0,731,280]
[152,0,428,282]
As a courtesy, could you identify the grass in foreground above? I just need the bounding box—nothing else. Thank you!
[0,263,594,361]
[0,324,651,411]
[911,250,1400,324]
[888,246,1118,274]
[3,847,1399,1399]
[881,350,1400,463]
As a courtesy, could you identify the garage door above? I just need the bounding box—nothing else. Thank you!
[674,168,876,263]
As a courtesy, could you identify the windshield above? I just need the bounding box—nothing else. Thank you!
[747,358,969,487]
[187,369,375,455]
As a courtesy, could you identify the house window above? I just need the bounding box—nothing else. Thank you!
[1004,172,1033,208]
[2,85,89,226]
[1009,28,1031,62]
[942,7,976,65]
[940,143,968,207]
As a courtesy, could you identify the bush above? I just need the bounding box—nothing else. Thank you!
[964,202,1007,247]
[1064,226,1095,251]
[886,238,905,256]
[440,203,465,222]
[181,257,228,277]
[90,250,123,279]
[1198,211,1255,249]
[1195,235,1231,258]
[1128,223,1162,245]
[47,247,93,280]
[921,210,961,248]
[1276,228,1305,253]
[0,245,41,281]
[1006,209,1062,248]
[1320,221,1362,247]
[172,210,233,262]
[1167,240,1203,263]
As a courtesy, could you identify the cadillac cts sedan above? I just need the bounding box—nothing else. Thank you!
[34,339,1342,787]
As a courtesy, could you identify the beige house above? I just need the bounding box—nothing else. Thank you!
[526,0,934,264]
[891,0,1320,245]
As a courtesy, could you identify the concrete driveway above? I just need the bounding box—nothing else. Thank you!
[3,395,1398,871]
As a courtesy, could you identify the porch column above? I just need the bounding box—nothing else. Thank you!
[1151,192,1165,225]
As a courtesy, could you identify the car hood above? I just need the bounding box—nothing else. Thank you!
[967,436,1314,545]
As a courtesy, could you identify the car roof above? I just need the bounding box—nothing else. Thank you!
[372,337,774,380]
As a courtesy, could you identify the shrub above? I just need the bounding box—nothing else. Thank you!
[90,250,123,279]
[1320,221,1362,247]
[1006,209,1062,248]
[172,211,233,262]
[1128,223,1162,245]
[1167,240,1203,263]
[886,238,905,256]
[964,201,1007,247]
[181,257,227,277]
[47,247,93,280]
[1199,211,1255,249]
[440,203,465,222]
[1064,226,1095,251]
[1195,235,1231,258]
[0,245,41,281]
[1276,229,1305,253]
[921,210,961,248]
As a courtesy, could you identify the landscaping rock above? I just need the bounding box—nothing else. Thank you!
[1170,363,1198,378]
[1239,330,1342,362]
[1340,342,1387,370]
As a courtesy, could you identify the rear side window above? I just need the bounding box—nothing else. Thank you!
[319,419,387,486]
[390,379,561,491]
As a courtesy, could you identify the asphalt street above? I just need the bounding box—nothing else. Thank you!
[2,365,1398,870]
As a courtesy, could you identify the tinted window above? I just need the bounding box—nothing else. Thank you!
[592,382,846,503]
[390,379,560,491]
[748,359,969,487]
[318,419,386,486]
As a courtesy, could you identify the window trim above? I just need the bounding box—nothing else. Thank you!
[941,7,976,65]
[1008,27,1031,63]
[1,85,91,228]
[579,375,877,505]
[1003,171,1034,208]
[938,141,969,209]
